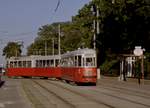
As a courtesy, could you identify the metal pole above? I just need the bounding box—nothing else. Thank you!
[45,40,47,56]
[58,24,61,55]
[93,19,96,50]
[96,5,100,34]
[52,38,54,55]
[91,4,96,50]
[141,55,144,79]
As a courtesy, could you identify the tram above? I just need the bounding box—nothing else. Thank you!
[6,55,61,78]
[61,48,97,85]
[6,48,97,85]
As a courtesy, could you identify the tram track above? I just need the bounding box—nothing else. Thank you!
[90,81,150,108]
[97,84,150,99]
[35,79,81,108]
[22,79,75,108]
[40,80,115,108]
[89,87,150,108]
[98,82,150,99]
[32,79,77,108]
[45,80,150,108]
[22,78,150,108]
[22,80,46,108]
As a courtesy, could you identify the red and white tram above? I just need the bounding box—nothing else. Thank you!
[6,55,61,78]
[6,48,97,85]
[61,48,97,85]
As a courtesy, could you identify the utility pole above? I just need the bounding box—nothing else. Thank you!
[58,24,61,55]
[91,3,100,50]
[45,40,47,56]
[91,4,96,50]
[52,38,54,55]
[96,5,100,35]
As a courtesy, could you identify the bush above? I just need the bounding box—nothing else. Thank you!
[100,59,119,76]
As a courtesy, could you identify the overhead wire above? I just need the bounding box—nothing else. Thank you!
[49,0,62,23]
[55,0,61,12]
[0,0,62,45]
[0,31,36,40]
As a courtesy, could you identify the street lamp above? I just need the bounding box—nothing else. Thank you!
[133,46,145,78]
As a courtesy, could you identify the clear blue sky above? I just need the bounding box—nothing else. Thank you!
[0,0,91,65]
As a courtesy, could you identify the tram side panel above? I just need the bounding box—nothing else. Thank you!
[61,67,97,84]
[74,67,97,83]
[6,67,35,77]
[61,67,74,82]
[6,67,61,78]
[51,67,61,79]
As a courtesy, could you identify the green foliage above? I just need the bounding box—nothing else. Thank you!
[144,53,150,78]
[27,23,61,55]
[3,42,22,58]
[100,59,119,75]
[26,0,150,73]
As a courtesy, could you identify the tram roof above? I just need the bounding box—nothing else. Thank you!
[7,55,61,61]
[61,48,96,58]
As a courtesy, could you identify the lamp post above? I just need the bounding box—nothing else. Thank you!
[133,46,145,85]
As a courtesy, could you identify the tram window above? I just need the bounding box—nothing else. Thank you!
[83,57,96,67]
[47,60,50,67]
[18,61,22,67]
[78,56,81,66]
[75,56,78,66]
[61,59,66,67]
[27,61,31,67]
[14,61,17,67]
[61,58,67,67]
[55,59,59,67]
[50,60,54,67]
[39,60,42,67]
[10,62,13,68]
[43,60,46,67]
[36,60,41,67]
[36,60,38,67]
[71,57,74,66]
[86,58,93,66]
[93,58,96,66]
[6,61,9,68]
[23,61,26,67]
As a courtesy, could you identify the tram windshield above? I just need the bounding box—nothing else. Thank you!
[83,57,96,67]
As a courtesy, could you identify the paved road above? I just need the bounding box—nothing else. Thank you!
[0,76,150,108]
[0,77,32,108]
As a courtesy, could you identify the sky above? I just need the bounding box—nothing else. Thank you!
[0,0,91,65]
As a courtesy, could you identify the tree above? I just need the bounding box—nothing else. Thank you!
[27,23,60,55]
[27,0,150,68]
[3,42,22,58]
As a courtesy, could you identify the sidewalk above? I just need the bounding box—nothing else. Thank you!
[98,75,150,85]
[0,77,32,108]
